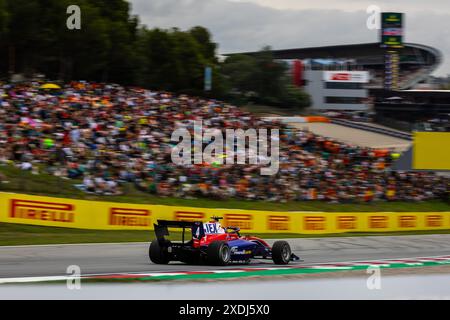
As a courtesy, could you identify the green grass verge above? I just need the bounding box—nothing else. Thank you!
[1,164,449,212]
[1,222,450,246]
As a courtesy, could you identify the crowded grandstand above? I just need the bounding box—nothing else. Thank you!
[0,81,447,202]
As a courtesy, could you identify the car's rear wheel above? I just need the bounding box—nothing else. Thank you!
[149,240,171,264]
[272,241,291,265]
[207,241,231,266]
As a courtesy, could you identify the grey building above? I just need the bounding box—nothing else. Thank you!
[304,70,370,111]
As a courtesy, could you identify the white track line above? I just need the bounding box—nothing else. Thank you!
[0,242,150,249]
[1,255,449,285]
[0,276,70,284]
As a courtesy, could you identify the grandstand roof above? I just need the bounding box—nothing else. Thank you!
[225,42,441,65]
[226,42,443,90]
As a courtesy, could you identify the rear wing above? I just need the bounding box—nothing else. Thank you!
[156,220,197,229]
[154,220,204,244]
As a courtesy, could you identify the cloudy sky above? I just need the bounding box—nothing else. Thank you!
[129,0,450,76]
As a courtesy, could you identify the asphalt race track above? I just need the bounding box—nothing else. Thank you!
[290,122,411,151]
[1,234,450,279]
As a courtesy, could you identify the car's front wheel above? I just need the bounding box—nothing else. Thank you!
[207,241,231,266]
[272,241,292,265]
[149,240,171,264]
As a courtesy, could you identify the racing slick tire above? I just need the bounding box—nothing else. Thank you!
[149,240,171,264]
[207,241,231,266]
[272,241,292,265]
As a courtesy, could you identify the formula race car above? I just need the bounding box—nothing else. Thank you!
[149,216,300,266]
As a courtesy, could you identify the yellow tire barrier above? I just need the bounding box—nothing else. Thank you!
[0,192,449,234]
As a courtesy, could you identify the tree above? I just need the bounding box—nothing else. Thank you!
[221,54,258,94]
[61,0,111,81]
[138,27,177,90]
[0,0,140,81]
[4,0,40,76]
[221,47,311,109]
[279,83,311,108]
[189,26,217,63]
[137,27,218,95]
[0,0,8,39]
[88,0,140,84]
[252,46,287,102]
[169,29,206,93]
[0,0,9,75]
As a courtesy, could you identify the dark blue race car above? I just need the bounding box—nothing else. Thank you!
[149,217,300,266]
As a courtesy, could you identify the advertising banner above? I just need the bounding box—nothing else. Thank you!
[0,193,449,234]
[380,12,404,49]
[204,66,212,91]
[323,71,369,83]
